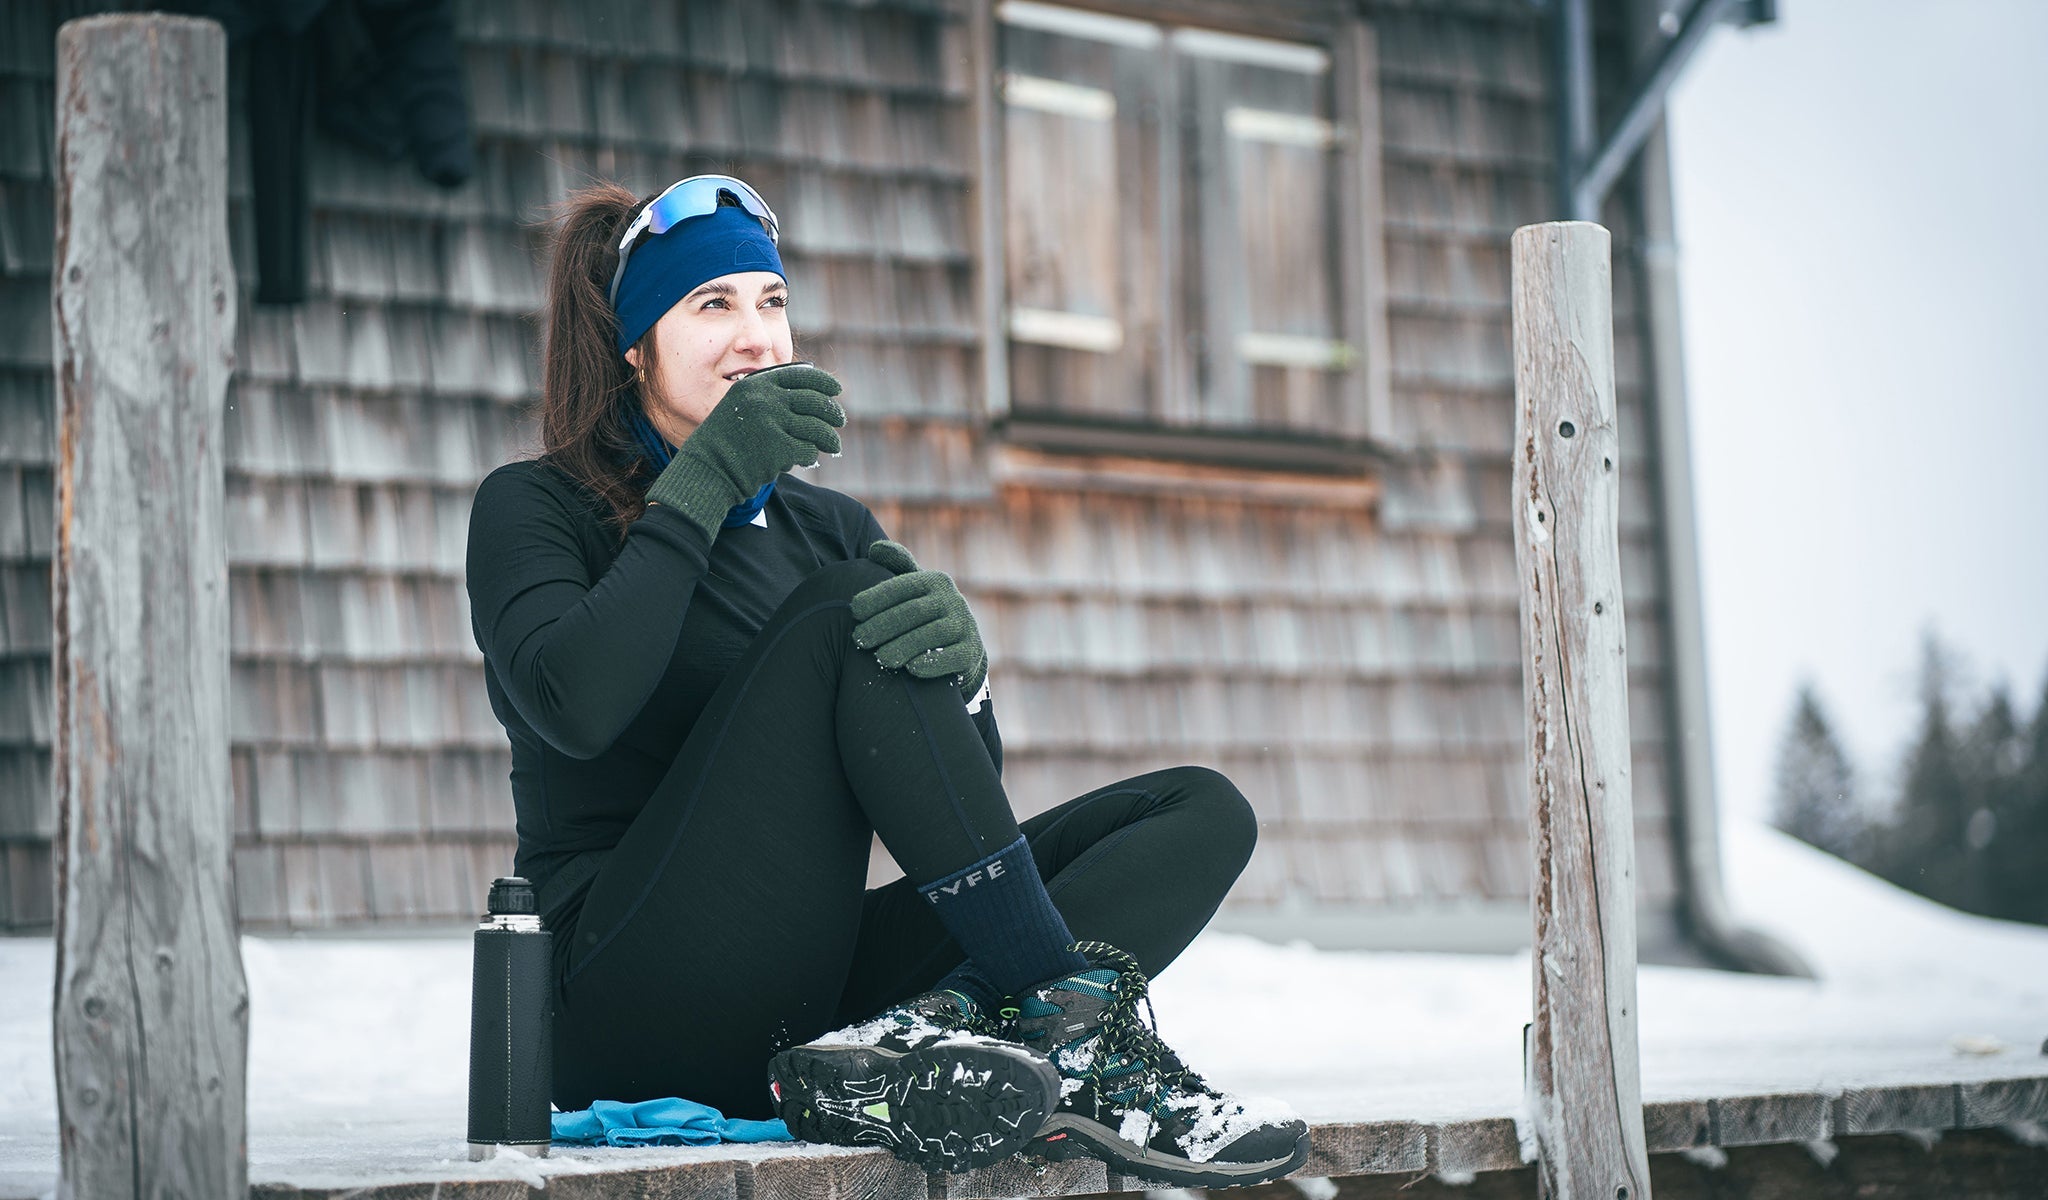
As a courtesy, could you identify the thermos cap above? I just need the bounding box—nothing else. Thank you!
[486,877,538,916]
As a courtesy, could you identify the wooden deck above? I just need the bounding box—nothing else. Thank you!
[75,1073,2029,1200]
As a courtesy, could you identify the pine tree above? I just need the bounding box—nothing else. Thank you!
[1878,632,1973,909]
[1993,670,2048,924]
[1770,682,1865,862]
[1960,685,2023,918]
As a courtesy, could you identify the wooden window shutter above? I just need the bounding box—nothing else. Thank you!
[1174,29,1353,436]
[997,2,1163,421]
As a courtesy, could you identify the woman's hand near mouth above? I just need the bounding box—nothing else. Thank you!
[644,365,847,537]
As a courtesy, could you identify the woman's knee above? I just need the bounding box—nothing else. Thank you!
[1161,765,1258,870]
[782,555,896,611]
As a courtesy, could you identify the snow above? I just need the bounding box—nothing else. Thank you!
[3,822,2046,1196]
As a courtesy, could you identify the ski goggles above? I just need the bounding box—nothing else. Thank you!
[608,174,781,307]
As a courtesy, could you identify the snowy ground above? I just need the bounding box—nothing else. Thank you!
[3,822,2045,1196]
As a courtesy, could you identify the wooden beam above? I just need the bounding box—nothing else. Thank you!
[1510,221,1652,1200]
[51,14,247,1199]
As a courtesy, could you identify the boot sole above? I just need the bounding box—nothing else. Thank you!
[768,1041,1061,1172]
[1029,1112,1311,1188]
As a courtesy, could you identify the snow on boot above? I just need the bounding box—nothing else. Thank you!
[1010,943,1309,1188]
[768,989,1062,1172]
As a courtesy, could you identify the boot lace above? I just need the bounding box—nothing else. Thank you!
[1067,941,1210,1124]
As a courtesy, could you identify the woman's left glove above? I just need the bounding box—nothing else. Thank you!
[850,540,988,699]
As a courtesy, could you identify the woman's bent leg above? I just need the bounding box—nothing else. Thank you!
[554,558,1066,1117]
[832,766,1258,1025]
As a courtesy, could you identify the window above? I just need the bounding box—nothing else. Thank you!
[991,1,1387,447]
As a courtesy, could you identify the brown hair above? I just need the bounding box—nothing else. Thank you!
[533,182,662,537]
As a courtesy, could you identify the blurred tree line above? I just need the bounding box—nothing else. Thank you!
[1773,633,2048,925]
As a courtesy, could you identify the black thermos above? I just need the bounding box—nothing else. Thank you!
[467,876,553,1160]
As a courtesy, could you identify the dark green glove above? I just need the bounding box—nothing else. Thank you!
[644,365,845,537]
[851,540,988,699]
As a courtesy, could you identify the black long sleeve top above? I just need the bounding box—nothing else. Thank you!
[465,461,1001,888]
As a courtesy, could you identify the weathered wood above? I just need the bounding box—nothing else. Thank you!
[747,1149,931,1200]
[51,14,246,1200]
[1957,1076,2048,1126]
[932,1154,1108,1199]
[1710,1093,1830,1147]
[1305,1120,1431,1175]
[1833,1084,1958,1136]
[1434,1117,1524,1175]
[1509,220,1651,1200]
[1641,1100,1712,1152]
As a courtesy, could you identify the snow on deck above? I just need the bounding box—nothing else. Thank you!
[2,823,2045,1196]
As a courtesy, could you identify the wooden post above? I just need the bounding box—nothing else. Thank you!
[1510,221,1651,1200]
[51,15,247,1200]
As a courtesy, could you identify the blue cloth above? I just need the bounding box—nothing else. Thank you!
[628,409,776,528]
[613,206,784,354]
[551,1097,793,1147]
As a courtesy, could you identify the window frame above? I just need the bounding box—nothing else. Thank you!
[970,0,1392,465]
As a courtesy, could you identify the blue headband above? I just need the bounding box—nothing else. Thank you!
[611,206,784,355]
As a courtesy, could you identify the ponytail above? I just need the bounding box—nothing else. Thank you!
[533,182,661,538]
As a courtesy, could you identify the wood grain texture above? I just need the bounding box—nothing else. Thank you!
[1305,1120,1430,1174]
[1640,1100,1711,1152]
[1833,1084,1958,1136]
[748,1150,931,1200]
[1957,1076,2048,1126]
[1509,221,1650,1200]
[1433,1116,1524,1174]
[50,14,247,1200]
[1709,1093,1830,1147]
[931,1154,1108,1199]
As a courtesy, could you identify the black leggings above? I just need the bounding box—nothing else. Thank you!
[551,558,1257,1119]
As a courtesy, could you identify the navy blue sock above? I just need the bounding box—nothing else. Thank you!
[931,963,1002,1013]
[915,836,1088,1000]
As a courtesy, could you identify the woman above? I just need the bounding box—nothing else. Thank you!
[465,175,1307,1186]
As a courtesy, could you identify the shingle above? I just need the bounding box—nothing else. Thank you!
[0,276,51,370]
[230,660,321,747]
[0,561,49,654]
[16,463,49,559]
[0,179,52,274]
[291,299,351,387]
[0,4,56,77]
[0,465,27,561]
[231,569,308,659]
[232,843,285,927]
[441,222,542,314]
[314,749,428,832]
[320,212,399,303]
[0,737,50,835]
[0,370,52,468]
[0,75,51,182]
[225,474,311,568]
[278,844,329,926]
[226,383,321,477]
[234,302,300,384]
[366,839,430,921]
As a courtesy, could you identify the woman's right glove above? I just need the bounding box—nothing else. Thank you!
[644,365,845,536]
[851,540,988,700]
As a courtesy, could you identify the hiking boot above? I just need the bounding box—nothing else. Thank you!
[1009,943,1310,1188]
[768,989,1061,1172]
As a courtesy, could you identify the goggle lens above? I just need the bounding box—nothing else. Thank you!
[609,175,781,305]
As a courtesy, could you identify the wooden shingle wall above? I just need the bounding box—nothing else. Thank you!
[849,0,1686,928]
[1,0,1691,941]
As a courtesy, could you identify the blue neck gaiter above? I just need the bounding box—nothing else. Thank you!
[629,410,774,529]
